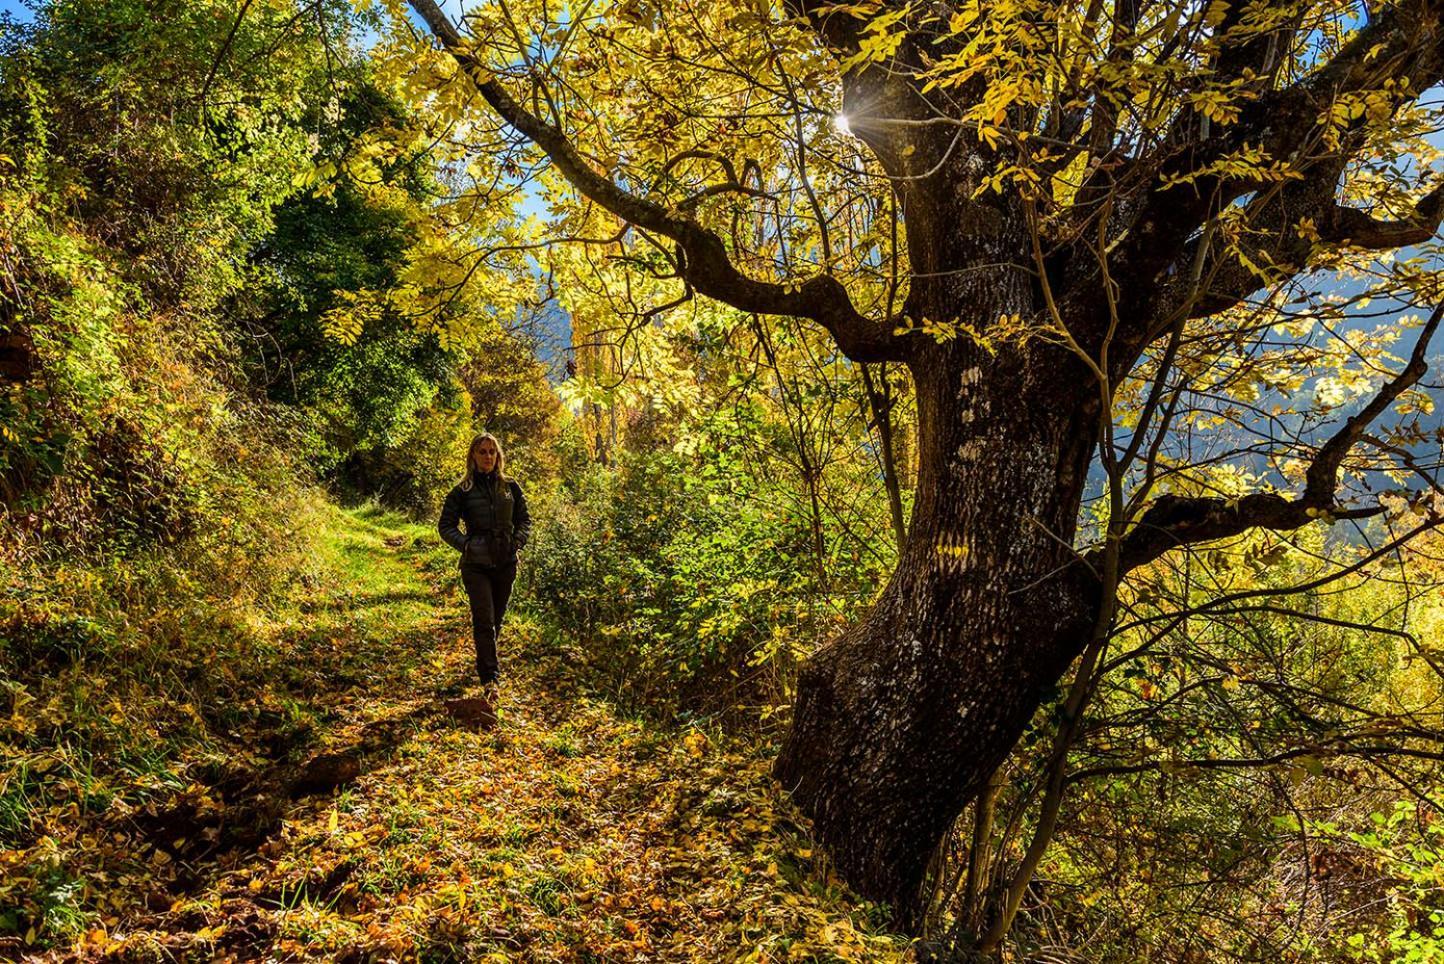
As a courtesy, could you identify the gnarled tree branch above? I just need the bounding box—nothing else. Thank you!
[1324,181,1444,249]
[1145,167,1443,337]
[1110,302,1443,575]
[407,0,907,364]
[1112,0,1444,340]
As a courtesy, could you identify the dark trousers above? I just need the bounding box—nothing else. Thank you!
[460,562,516,684]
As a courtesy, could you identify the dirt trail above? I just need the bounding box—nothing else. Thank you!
[46,515,904,963]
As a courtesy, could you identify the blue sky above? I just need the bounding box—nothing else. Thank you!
[0,1,32,21]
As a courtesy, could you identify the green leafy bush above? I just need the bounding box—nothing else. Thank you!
[521,420,895,717]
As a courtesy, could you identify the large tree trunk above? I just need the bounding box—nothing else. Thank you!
[774,339,1102,922]
[774,174,1106,921]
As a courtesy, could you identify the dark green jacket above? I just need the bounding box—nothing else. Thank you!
[438,476,531,564]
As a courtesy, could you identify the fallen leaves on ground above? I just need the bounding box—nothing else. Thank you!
[9,508,907,962]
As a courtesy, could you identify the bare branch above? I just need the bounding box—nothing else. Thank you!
[1067,742,1444,787]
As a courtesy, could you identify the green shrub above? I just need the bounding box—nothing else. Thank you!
[520,430,895,716]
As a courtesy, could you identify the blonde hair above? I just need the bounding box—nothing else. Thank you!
[460,432,508,491]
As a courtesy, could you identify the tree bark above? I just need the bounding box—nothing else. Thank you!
[775,335,1102,923]
[774,161,1106,919]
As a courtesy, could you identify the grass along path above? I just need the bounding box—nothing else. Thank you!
[42,506,907,962]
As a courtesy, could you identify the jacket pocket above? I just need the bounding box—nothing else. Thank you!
[463,535,495,567]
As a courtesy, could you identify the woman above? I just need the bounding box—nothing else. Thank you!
[438,433,531,688]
